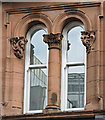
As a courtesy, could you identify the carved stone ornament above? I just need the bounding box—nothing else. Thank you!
[43,33,63,49]
[10,37,28,59]
[81,31,96,54]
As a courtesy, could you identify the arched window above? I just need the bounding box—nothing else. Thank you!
[61,20,86,111]
[24,24,48,113]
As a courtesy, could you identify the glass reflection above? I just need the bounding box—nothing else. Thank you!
[30,68,48,110]
[30,30,47,65]
[67,26,85,63]
[67,66,85,109]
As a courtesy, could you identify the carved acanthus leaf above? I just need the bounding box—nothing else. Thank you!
[10,37,28,59]
[81,31,96,54]
[43,33,63,49]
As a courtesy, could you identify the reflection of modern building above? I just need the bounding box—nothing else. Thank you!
[30,48,47,110]
[30,68,47,110]
[67,73,84,108]
[30,86,46,110]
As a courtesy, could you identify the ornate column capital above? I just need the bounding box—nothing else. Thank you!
[10,36,28,59]
[81,31,96,54]
[43,33,63,50]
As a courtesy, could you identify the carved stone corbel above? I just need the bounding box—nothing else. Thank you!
[81,31,96,54]
[10,37,28,59]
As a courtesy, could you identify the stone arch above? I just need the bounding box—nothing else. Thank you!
[14,13,53,37]
[52,10,92,33]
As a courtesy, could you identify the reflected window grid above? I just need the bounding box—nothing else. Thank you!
[29,29,48,111]
[67,26,85,109]
[30,30,47,65]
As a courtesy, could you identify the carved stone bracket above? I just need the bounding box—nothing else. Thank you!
[10,37,28,59]
[43,33,63,49]
[81,31,96,54]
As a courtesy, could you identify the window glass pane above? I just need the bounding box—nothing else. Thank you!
[30,30,47,65]
[67,26,85,63]
[67,66,85,109]
[30,68,48,110]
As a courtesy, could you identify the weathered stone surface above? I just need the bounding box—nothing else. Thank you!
[1,1,105,119]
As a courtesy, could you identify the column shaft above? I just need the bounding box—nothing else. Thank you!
[43,33,63,112]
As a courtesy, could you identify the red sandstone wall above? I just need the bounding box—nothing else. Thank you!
[1,2,105,118]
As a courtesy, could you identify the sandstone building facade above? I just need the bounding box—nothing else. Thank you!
[1,1,105,120]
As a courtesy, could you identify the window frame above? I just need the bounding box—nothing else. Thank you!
[23,24,48,114]
[61,21,86,112]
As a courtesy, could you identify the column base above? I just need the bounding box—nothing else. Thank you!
[43,105,61,114]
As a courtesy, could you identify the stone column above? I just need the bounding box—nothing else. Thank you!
[43,33,63,113]
[81,31,101,110]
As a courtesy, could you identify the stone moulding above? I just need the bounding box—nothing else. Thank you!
[10,37,28,59]
[81,31,96,54]
[5,2,101,14]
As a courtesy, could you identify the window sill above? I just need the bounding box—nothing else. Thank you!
[2,110,105,120]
